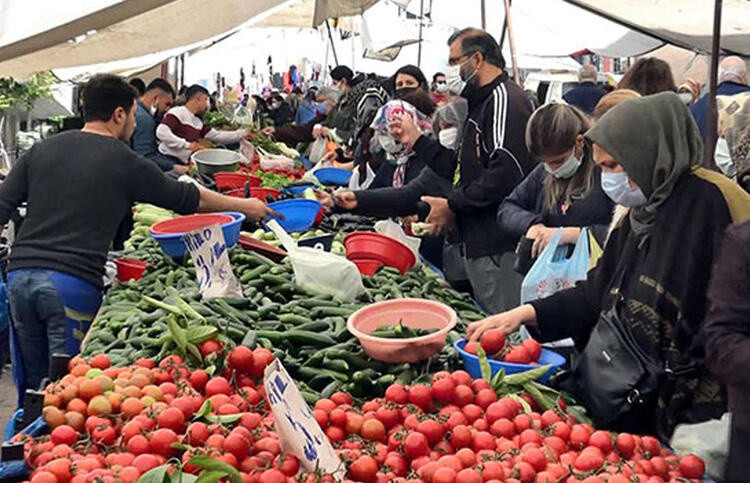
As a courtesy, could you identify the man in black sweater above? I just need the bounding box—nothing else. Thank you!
[0,75,275,394]
[393,29,535,313]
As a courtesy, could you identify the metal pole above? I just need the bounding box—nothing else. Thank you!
[499,0,512,48]
[705,0,722,168]
[502,0,521,86]
[481,0,486,29]
[417,0,425,68]
[325,20,339,66]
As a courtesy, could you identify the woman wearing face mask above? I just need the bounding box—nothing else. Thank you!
[268,94,295,127]
[391,65,430,100]
[468,93,750,439]
[498,104,614,262]
[368,89,437,190]
[715,92,750,193]
[315,99,469,268]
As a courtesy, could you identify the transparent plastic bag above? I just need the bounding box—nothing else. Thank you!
[308,137,327,165]
[266,220,365,301]
[260,155,295,171]
[374,219,421,266]
[670,412,730,481]
[349,163,376,190]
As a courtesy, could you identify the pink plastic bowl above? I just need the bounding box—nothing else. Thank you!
[347,298,458,363]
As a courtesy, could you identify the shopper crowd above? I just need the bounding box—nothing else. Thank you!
[2,26,750,479]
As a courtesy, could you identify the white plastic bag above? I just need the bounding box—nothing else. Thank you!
[374,219,421,266]
[670,412,730,481]
[266,220,365,301]
[239,139,256,164]
[308,137,327,165]
[349,164,376,190]
[260,154,295,171]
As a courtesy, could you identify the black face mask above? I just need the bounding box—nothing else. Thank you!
[395,86,418,99]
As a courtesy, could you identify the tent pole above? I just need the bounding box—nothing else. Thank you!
[418,0,425,68]
[705,0,722,167]
[499,0,512,48]
[481,0,487,29]
[502,0,521,86]
[325,20,339,66]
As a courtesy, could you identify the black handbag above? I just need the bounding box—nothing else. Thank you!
[571,300,664,429]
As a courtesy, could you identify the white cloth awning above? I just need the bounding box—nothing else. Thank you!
[0,0,291,78]
[564,0,750,57]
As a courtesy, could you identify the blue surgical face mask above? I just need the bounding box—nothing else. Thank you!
[715,137,736,177]
[601,171,648,207]
[544,150,582,179]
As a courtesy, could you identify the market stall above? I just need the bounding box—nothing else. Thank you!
[0,130,711,483]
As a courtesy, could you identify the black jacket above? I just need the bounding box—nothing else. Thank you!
[497,163,614,244]
[562,82,606,115]
[531,169,750,438]
[414,72,535,258]
[369,157,426,190]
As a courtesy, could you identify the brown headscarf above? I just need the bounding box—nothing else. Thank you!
[586,92,702,239]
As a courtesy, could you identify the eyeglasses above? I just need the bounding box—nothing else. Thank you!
[448,51,478,66]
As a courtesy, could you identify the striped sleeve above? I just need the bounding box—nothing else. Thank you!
[485,84,509,157]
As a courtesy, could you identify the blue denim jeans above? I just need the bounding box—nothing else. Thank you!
[8,269,101,393]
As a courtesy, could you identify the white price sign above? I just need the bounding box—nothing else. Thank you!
[182,224,243,299]
[264,359,344,479]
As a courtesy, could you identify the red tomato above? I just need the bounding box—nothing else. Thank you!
[678,454,705,479]
[474,389,497,410]
[641,436,661,458]
[403,432,430,459]
[251,348,274,377]
[574,450,604,471]
[228,346,255,373]
[504,345,532,364]
[490,418,515,439]
[157,407,185,432]
[50,425,77,446]
[521,447,547,472]
[453,385,475,407]
[199,340,223,357]
[480,329,506,355]
[330,391,352,406]
[456,468,483,483]
[432,377,456,403]
[149,429,178,457]
[375,407,400,429]
[450,425,473,449]
[417,419,445,445]
[486,399,517,424]
[258,469,286,483]
[204,377,231,396]
[615,433,635,458]
[465,342,479,354]
[589,430,614,454]
[521,338,542,361]
[385,384,409,404]
[569,424,592,450]
[274,454,300,477]
[408,385,432,409]
[432,467,457,483]
[349,455,379,483]
[472,431,496,452]
[451,370,472,387]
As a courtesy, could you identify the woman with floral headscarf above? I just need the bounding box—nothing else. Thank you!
[468,92,750,439]
[715,92,750,193]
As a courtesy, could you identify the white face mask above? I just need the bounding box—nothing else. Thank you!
[148,102,157,116]
[445,57,476,96]
[436,83,448,93]
[601,171,648,207]
[438,127,459,149]
[544,150,582,179]
[378,133,402,154]
[677,92,694,106]
[715,137,736,177]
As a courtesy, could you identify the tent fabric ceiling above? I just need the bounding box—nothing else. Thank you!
[0,0,288,79]
[564,0,750,57]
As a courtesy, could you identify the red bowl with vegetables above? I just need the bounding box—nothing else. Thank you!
[150,214,234,235]
[347,299,457,363]
[213,172,261,191]
[344,232,416,274]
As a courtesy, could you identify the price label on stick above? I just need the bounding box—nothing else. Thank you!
[264,359,344,480]
[182,224,243,299]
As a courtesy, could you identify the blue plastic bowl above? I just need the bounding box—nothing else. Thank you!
[314,168,352,187]
[283,183,316,196]
[453,339,565,383]
[266,199,322,232]
[151,212,246,257]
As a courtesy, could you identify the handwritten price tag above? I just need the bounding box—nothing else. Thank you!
[264,359,344,479]
[182,224,242,299]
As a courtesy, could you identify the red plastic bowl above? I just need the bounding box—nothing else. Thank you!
[344,232,416,274]
[115,258,148,281]
[251,188,281,201]
[150,214,234,235]
[238,235,287,263]
[352,258,384,276]
[213,172,261,191]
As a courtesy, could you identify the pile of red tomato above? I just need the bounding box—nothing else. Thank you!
[465,329,544,365]
[15,351,706,483]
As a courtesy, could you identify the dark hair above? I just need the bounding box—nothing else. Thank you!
[330,65,354,83]
[433,72,445,83]
[83,74,138,122]
[128,78,146,96]
[185,84,209,101]
[393,65,428,92]
[448,28,505,69]
[292,86,302,94]
[400,89,437,117]
[618,58,675,96]
[145,78,175,97]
